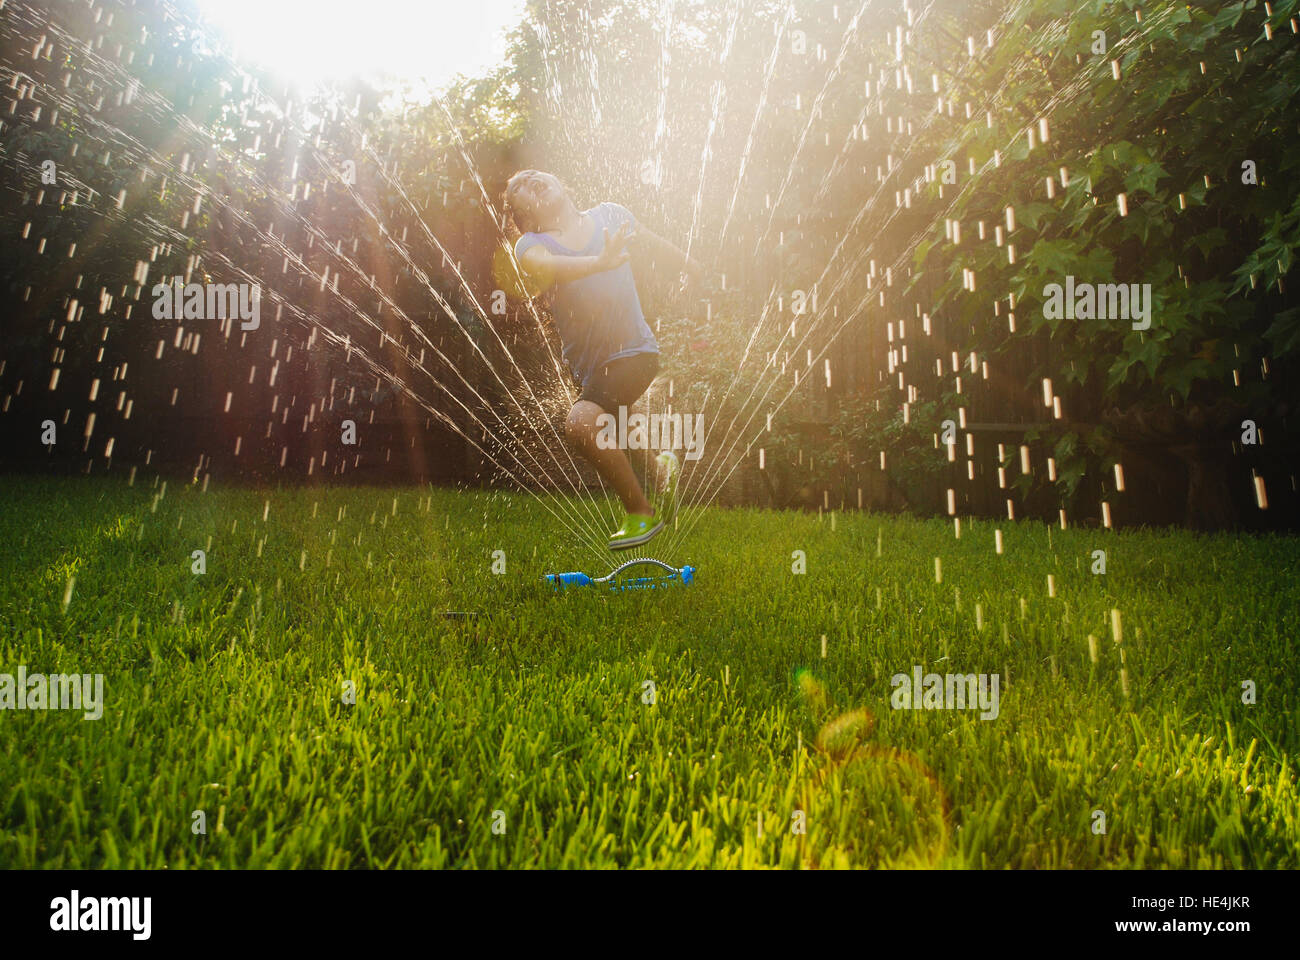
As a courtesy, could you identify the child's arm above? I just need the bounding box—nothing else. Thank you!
[517,224,632,288]
[631,226,710,284]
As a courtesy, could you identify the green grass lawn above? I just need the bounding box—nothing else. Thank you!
[1,475,1297,868]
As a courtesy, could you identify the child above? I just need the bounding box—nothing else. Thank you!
[504,169,707,550]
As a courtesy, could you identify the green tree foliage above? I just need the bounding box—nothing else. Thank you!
[907,0,1300,512]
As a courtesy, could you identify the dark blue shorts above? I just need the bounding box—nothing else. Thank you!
[579,351,660,412]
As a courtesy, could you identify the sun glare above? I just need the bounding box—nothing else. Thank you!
[194,0,525,89]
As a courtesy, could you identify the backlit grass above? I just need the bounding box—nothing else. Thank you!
[1,476,1297,868]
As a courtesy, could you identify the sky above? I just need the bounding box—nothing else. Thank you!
[194,0,527,89]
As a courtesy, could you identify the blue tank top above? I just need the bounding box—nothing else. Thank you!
[515,202,659,389]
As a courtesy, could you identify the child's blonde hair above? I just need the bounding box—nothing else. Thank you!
[502,169,573,237]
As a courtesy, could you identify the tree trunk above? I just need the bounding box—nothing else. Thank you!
[1169,443,1238,531]
[1104,400,1243,531]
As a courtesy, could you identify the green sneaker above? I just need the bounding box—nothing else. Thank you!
[608,511,664,551]
[655,450,680,524]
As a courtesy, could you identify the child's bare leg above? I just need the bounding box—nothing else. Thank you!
[565,400,653,515]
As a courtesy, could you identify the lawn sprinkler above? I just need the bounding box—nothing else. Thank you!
[544,556,695,592]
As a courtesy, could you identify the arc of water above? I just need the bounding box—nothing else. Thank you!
[671,0,1083,547]
[718,0,793,248]
[411,98,621,536]
[668,0,986,545]
[668,1,878,534]
[152,0,620,545]
[7,14,614,555]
